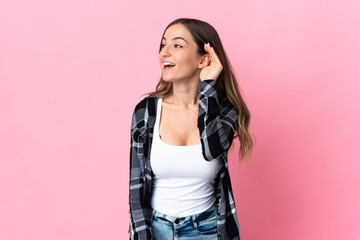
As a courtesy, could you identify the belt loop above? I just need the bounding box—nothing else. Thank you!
[192,213,198,228]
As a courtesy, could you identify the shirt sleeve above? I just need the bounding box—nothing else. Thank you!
[198,79,239,161]
[129,98,153,240]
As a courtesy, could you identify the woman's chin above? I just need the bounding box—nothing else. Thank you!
[161,76,175,82]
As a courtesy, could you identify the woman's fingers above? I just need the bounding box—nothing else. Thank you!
[204,43,221,66]
[200,43,223,81]
[210,47,221,65]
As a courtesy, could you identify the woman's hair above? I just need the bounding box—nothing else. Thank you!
[147,18,255,163]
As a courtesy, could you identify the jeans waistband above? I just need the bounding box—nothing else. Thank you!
[152,204,217,224]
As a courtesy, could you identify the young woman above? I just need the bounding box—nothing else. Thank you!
[129,18,254,240]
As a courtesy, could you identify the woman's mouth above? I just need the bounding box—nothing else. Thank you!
[163,62,176,71]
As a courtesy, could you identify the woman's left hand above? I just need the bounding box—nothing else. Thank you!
[200,43,223,81]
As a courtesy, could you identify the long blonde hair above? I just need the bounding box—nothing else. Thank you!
[147,18,255,163]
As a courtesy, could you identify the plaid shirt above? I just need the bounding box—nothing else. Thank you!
[129,80,241,240]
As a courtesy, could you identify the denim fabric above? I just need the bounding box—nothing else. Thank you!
[151,205,218,240]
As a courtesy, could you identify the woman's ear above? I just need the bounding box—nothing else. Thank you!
[198,54,210,69]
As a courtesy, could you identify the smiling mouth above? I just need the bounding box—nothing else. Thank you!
[163,62,176,70]
[164,65,175,70]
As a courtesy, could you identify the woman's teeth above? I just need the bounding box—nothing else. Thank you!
[164,62,175,68]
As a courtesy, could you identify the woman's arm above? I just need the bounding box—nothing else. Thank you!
[129,98,153,240]
[198,79,239,161]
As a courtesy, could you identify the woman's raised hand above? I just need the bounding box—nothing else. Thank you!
[199,43,223,81]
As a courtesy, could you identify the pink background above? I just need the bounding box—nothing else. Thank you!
[1,0,359,239]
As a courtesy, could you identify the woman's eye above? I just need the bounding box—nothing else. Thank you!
[175,44,182,48]
[160,44,166,48]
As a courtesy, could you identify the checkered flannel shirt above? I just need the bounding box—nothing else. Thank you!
[129,79,241,240]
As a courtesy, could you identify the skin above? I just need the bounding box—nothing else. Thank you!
[158,23,223,146]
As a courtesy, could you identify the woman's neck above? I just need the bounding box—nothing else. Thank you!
[166,79,199,108]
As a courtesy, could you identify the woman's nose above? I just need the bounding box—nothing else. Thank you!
[160,46,170,57]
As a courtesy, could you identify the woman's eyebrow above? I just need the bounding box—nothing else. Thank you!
[162,37,188,43]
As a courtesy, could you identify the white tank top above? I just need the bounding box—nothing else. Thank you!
[150,97,220,217]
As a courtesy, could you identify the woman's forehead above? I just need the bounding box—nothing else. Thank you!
[163,24,192,42]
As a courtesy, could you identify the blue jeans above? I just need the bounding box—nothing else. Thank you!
[151,204,218,240]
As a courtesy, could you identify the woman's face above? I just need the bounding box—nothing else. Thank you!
[159,23,204,83]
